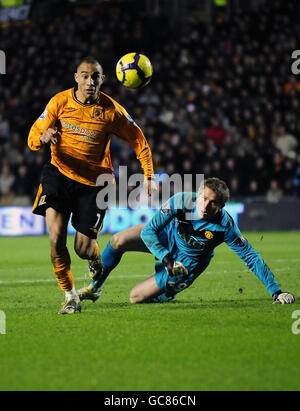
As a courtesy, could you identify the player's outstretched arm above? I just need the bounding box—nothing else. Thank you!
[141,215,172,262]
[227,237,296,304]
[224,218,296,304]
[108,104,155,188]
[143,176,158,197]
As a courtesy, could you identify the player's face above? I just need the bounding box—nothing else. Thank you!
[196,186,222,219]
[74,62,105,102]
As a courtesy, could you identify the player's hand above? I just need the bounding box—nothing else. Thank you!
[272,291,296,304]
[144,176,158,197]
[162,253,188,277]
[40,128,61,145]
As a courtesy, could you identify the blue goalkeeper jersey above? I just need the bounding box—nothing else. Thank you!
[141,192,281,297]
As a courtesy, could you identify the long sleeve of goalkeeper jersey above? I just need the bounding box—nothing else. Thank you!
[141,193,184,261]
[224,219,281,297]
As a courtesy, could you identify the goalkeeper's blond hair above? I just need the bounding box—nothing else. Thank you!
[198,177,230,208]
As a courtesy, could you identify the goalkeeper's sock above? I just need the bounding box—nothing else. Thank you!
[51,248,74,292]
[91,240,123,289]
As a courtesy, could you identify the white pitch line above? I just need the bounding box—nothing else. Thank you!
[0,274,146,285]
[0,256,298,275]
[0,267,298,286]
[0,262,155,273]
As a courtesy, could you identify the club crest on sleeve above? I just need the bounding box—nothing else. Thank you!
[161,207,170,216]
[39,109,48,120]
[127,115,136,125]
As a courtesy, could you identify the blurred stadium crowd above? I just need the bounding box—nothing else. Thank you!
[0,0,300,206]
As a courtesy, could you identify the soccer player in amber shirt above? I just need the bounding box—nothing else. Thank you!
[28,56,155,314]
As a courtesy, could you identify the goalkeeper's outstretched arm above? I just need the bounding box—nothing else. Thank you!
[226,234,295,304]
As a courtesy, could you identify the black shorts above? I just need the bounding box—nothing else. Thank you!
[32,163,107,239]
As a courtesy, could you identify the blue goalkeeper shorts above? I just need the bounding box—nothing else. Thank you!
[154,257,211,300]
[154,263,195,295]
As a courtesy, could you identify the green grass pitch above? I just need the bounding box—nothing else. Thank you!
[0,232,299,391]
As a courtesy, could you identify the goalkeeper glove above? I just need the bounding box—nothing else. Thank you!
[272,291,296,304]
[162,253,188,276]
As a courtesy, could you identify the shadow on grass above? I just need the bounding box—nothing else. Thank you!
[165,298,273,310]
[80,297,274,313]
[2,281,296,312]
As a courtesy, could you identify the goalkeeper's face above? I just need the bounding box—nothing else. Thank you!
[196,186,222,219]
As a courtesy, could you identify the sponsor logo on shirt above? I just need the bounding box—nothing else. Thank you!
[61,120,97,141]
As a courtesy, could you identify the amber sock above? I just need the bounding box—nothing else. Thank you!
[88,242,103,281]
[51,248,74,293]
[90,242,100,260]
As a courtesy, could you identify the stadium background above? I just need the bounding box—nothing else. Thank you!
[0,0,300,235]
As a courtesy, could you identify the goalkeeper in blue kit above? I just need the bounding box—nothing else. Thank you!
[78,177,295,305]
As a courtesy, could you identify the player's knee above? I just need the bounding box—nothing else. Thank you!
[130,295,139,304]
[74,238,94,259]
[75,246,86,259]
[49,231,66,256]
[130,288,150,304]
[130,289,141,304]
[74,243,90,259]
[110,232,126,251]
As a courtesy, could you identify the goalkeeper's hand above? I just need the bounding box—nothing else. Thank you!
[272,291,296,304]
[162,253,188,277]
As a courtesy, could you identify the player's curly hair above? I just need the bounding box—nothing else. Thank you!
[203,177,230,207]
